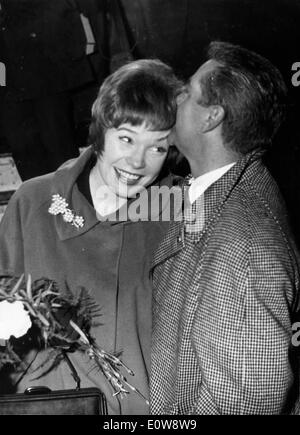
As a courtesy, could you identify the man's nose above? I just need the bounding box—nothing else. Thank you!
[176,86,188,105]
[126,148,146,169]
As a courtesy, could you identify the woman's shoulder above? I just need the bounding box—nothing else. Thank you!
[7,173,54,213]
[15,173,54,199]
[1,173,56,232]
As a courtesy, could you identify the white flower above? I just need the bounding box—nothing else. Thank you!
[73,216,85,228]
[48,194,84,228]
[48,194,69,215]
[0,300,32,340]
[63,210,74,223]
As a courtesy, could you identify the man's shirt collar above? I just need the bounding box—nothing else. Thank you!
[188,162,236,204]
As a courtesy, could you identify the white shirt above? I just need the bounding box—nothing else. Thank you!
[189,162,236,204]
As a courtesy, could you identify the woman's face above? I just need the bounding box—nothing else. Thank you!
[96,123,171,198]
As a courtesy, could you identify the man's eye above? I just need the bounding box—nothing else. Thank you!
[119,136,132,144]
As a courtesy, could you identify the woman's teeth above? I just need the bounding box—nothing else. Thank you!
[115,168,142,184]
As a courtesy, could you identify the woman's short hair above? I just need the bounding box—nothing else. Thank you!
[88,59,182,155]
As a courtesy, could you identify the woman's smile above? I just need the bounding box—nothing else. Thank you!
[114,167,143,185]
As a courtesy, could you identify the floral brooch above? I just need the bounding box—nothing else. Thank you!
[48,194,84,228]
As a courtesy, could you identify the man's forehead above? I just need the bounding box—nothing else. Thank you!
[192,59,221,81]
[188,59,221,100]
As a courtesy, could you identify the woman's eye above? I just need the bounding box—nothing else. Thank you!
[151,146,167,154]
[119,136,132,144]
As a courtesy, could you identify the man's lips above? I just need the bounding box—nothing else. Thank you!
[114,167,143,185]
[167,129,177,147]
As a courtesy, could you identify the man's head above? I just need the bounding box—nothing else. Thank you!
[174,41,287,158]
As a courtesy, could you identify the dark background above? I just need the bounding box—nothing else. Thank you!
[1,0,300,244]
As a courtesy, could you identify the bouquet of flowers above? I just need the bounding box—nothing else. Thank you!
[0,275,148,403]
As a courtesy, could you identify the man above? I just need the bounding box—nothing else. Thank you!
[150,41,300,414]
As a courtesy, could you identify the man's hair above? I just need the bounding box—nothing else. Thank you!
[198,41,287,154]
[89,59,182,155]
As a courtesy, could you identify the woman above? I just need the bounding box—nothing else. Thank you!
[0,59,182,414]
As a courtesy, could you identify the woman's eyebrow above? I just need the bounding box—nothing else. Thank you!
[157,134,170,142]
[117,127,137,133]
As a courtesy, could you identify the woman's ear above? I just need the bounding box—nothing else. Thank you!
[202,105,225,133]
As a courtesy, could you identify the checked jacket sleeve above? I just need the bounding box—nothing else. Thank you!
[188,235,299,415]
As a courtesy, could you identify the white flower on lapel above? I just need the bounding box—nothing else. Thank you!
[48,194,84,228]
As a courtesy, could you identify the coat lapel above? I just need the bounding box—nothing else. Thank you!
[50,147,100,241]
[151,150,264,268]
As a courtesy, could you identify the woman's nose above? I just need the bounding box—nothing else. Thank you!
[126,149,146,169]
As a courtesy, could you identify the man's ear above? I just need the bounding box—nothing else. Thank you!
[202,105,225,133]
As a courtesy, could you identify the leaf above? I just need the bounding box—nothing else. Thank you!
[35,311,50,328]
[0,288,9,297]
[19,289,28,299]
[22,301,37,318]
[10,274,24,296]
[26,274,32,300]
[69,320,90,345]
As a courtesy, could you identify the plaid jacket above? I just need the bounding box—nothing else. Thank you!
[150,152,300,415]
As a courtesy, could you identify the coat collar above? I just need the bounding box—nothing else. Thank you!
[48,146,179,241]
[49,147,100,241]
[189,149,265,243]
[151,149,265,269]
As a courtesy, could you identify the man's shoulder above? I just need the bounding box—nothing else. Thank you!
[228,161,286,220]
[221,166,298,255]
